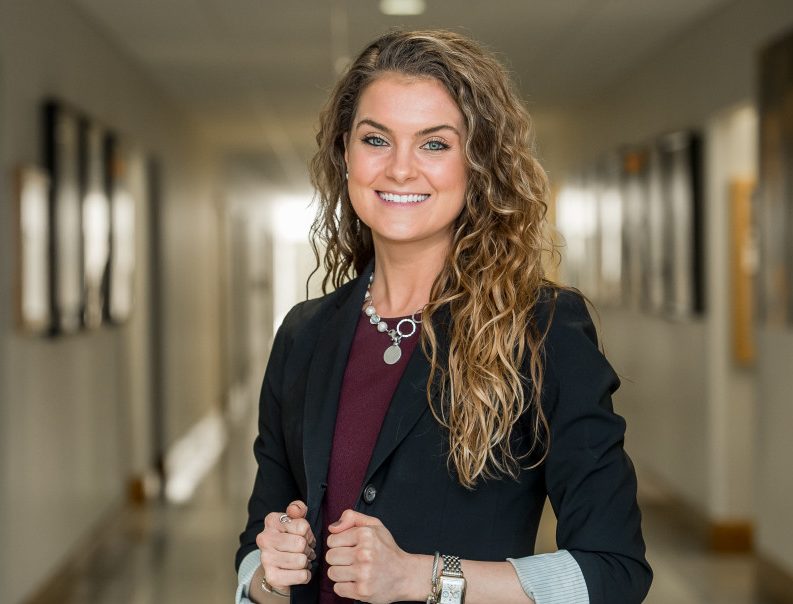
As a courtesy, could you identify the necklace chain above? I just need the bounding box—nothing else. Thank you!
[363,273,423,365]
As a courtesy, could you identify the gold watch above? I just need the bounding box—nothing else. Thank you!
[435,554,466,604]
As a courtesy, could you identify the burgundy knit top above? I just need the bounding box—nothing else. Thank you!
[318,311,422,604]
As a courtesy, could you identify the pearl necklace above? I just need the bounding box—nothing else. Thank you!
[363,273,423,365]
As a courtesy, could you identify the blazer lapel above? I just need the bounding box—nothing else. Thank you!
[302,264,372,528]
[362,303,451,487]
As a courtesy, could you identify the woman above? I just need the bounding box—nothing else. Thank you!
[235,29,651,604]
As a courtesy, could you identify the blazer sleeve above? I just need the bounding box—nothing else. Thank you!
[541,290,652,604]
[235,304,304,572]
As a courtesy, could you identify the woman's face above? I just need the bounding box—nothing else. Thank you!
[344,72,468,248]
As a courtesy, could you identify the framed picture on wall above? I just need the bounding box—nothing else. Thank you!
[43,100,84,334]
[106,137,136,324]
[14,166,51,334]
[657,130,704,318]
[81,121,112,329]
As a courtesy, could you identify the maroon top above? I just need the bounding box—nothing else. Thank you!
[319,312,421,604]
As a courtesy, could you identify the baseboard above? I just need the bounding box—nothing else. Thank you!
[757,554,793,604]
[708,520,754,552]
[127,474,148,504]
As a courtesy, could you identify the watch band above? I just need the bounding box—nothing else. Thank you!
[436,554,466,604]
[441,555,463,577]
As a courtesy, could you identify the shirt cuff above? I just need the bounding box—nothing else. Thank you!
[507,550,589,604]
[235,549,261,604]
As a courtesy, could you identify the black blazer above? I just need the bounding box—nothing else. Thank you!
[237,265,652,604]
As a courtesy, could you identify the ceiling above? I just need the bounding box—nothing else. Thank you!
[71,0,735,178]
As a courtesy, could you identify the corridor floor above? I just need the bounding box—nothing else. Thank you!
[28,415,771,604]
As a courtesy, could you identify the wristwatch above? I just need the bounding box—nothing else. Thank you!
[436,554,466,604]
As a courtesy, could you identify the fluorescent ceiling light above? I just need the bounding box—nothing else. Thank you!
[379,0,426,16]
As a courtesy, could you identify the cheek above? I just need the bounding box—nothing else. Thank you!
[429,160,467,198]
[348,147,384,177]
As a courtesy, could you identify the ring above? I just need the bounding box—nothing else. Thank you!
[278,513,291,524]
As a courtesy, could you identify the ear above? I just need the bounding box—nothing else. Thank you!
[343,132,349,168]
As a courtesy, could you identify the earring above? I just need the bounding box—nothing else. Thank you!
[345,170,349,180]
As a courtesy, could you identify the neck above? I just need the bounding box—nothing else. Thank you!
[369,235,449,318]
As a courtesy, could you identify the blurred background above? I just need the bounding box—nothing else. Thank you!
[1,0,792,602]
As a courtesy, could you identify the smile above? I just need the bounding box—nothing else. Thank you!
[377,191,431,204]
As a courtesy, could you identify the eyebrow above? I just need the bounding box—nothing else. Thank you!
[355,118,461,137]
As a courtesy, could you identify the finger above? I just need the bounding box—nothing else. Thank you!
[265,567,312,588]
[324,544,356,566]
[326,527,362,549]
[272,532,311,555]
[282,517,313,541]
[264,511,293,531]
[328,509,383,533]
[327,563,358,583]
[286,500,308,519]
[282,520,316,553]
[262,549,309,571]
[257,529,308,556]
[333,581,357,600]
[285,502,316,547]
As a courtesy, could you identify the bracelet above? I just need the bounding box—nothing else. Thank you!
[426,551,440,603]
[260,572,290,598]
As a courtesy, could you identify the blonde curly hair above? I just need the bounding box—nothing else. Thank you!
[309,28,561,488]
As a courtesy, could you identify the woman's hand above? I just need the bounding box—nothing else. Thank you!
[255,500,317,591]
[326,509,415,603]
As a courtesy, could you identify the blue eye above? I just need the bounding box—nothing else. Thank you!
[423,139,449,151]
[362,135,388,147]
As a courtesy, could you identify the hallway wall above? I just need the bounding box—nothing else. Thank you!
[0,2,222,602]
[545,0,793,576]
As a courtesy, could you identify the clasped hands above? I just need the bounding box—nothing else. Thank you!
[256,500,413,603]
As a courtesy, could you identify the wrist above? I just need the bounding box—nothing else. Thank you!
[399,552,435,602]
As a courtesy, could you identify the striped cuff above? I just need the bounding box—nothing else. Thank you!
[235,549,261,604]
[507,550,589,604]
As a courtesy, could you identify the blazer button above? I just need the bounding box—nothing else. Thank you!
[362,484,377,504]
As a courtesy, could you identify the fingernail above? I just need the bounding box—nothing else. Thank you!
[329,521,339,527]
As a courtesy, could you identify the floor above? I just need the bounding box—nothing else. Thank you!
[28,416,772,604]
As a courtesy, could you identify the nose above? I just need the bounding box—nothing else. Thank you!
[384,145,417,183]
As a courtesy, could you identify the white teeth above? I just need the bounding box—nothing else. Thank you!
[379,192,430,203]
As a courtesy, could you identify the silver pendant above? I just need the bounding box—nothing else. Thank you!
[384,344,402,365]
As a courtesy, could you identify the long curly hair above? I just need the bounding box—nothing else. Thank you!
[309,29,560,488]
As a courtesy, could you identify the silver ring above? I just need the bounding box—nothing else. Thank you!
[278,513,291,524]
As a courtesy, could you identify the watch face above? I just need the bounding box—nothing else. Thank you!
[438,577,466,604]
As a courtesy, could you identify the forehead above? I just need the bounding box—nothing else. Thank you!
[353,73,465,132]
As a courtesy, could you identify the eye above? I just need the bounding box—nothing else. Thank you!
[422,139,450,151]
[362,135,389,147]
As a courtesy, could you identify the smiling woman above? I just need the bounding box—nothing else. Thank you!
[344,74,467,264]
[235,29,651,604]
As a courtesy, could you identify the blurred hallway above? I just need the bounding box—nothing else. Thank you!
[3,1,793,603]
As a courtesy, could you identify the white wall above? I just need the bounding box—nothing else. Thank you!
[540,0,793,573]
[0,2,222,602]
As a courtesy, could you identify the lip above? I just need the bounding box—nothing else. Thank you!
[376,190,432,205]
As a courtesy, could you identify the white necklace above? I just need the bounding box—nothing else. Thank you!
[363,273,423,365]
